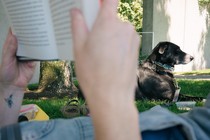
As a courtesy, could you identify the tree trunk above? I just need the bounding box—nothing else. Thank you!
[26,61,78,98]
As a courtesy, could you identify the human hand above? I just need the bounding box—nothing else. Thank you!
[0,29,36,127]
[71,0,141,139]
[0,28,36,90]
[72,0,140,104]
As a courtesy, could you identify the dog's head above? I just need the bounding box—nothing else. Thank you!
[148,41,194,67]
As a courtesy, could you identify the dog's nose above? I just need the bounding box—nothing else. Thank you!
[190,56,194,61]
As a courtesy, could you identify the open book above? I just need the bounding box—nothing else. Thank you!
[1,0,99,60]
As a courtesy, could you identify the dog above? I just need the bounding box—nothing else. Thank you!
[135,41,202,101]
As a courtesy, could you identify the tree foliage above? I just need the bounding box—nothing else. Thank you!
[118,0,143,33]
[199,0,210,5]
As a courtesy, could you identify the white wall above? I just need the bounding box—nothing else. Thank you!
[0,1,40,84]
[153,0,210,71]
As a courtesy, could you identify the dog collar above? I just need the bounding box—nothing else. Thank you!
[153,61,174,71]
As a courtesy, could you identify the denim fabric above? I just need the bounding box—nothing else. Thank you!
[20,117,94,140]
[0,123,22,140]
[139,94,210,140]
[180,95,210,139]
[142,126,186,140]
[20,116,187,140]
[138,105,196,140]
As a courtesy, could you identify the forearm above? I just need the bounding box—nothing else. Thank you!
[0,84,24,127]
[88,93,141,140]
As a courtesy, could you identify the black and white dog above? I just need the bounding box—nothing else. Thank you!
[135,41,202,101]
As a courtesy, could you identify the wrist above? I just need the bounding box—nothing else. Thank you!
[0,84,25,127]
[86,88,138,122]
[85,85,136,102]
[89,97,137,116]
[0,83,25,96]
[90,100,140,140]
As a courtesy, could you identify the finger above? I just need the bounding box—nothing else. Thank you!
[5,28,12,44]
[3,28,13,52]
[5,33,18,60]
[71,9,88,56]
[2,31,18,66]
[101,0,119,16]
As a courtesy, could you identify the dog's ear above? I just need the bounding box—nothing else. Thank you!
[158,45,167,54]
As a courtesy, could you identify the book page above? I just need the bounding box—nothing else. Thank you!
[81,0,100,30]
[49,0,99,60]
[49,0,80,60]
[1,0,58,60]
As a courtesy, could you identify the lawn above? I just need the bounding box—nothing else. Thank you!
[24,69,210,119]
[136,79,209,114]
[175,69,210,75]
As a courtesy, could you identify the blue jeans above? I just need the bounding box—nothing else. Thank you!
[20,117,94,140]
[18,116,185,140]
[142,126,186,140]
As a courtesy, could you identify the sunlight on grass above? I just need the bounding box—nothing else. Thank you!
[135,99,205,114]
[175,69,210,75]
[23,97,86,119]
[23,97,70,119]
[177,79,210,97]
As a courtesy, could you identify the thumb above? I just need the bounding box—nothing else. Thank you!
[71,9,88,56]
[2,29,18,64]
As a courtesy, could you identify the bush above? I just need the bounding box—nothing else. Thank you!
[118,0,143,33]
[199,0,210,5]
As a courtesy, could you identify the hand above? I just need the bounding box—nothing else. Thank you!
[0,29,36,127]
[0,28,36,89]
[71,0,141,140]
[72,0,139,103]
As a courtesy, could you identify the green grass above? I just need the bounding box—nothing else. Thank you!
[23,97,69,119]
[135,100,191,114]
[27,83,39,90]
[24,72,210,119]
[23,97,86,119]
[177,79,210,97]
[135,79,209,113]
[175,69,210,75]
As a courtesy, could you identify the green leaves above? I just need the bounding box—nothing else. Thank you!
[118,0,143,33]
[199,0,210,5]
